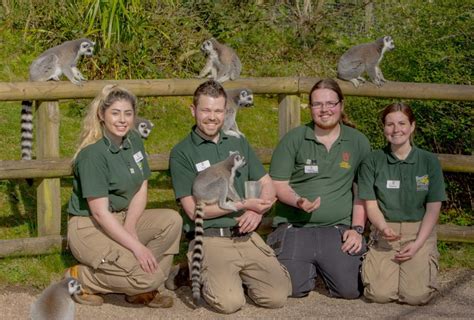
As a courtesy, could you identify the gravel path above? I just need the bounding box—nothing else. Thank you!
[1,268,473,319]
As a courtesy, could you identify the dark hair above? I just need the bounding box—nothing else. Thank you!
[309,78,355,128]
[381,102,416,125]
[193,80,227,107]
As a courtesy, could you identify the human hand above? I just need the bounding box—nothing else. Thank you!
[235,210,263,233]
[242,198,276,215]
[133,244,158,274]
[381,227,401,241]
[341,229,363,254]
[394,241,421,262]
[296,196,321,213]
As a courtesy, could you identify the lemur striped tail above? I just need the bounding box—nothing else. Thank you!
[21,100,34,161]
[21,100,34,185]
[191,201,205,307]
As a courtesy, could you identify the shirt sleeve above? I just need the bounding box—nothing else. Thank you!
[426,153,447,202]
[269,129,299,181]
[242,138,267,181]
[169,149,196,200]
[75,149,109,199]
[357,154,377,200]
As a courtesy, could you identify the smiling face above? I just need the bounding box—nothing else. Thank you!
[100,99,135,145]
[310,88,343,130]
[383,111,415,148]
[191,94,226,143]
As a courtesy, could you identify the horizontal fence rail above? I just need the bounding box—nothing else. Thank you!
[0,77,473,257]
[0,151,473,180]
[0,78,473,101]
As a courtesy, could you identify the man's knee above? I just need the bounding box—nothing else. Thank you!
[207,293,246,314]
[252,286,289,308]
[364,285,397,303]
[164,209,183,230]
[331,285,361,300]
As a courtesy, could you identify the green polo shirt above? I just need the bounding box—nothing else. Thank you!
[357,146,447,222]
[67,130,151,216]
[270,122,371,227]
[169,126,267,232]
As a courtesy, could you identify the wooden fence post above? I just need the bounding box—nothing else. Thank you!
[278,94,301,139]
[35,101,61,237]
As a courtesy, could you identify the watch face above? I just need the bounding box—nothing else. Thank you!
[352,226,364,234]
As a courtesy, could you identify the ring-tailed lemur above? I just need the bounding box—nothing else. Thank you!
[190,151,246,306]
[21,38,95,174]
[337,36,395,87]
[198,38,242,83]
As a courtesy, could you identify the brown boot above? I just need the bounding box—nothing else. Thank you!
[148,293,174,308]
[125,291,173,308]
[125,290,158,305]
[165,262,190,290]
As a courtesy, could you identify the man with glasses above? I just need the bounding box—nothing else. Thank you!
[267,78,371,299]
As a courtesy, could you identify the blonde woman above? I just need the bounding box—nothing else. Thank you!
[358,102,446,305]
[66,85,182,308]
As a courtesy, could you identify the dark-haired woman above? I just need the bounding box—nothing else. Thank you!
[358,102,446,305]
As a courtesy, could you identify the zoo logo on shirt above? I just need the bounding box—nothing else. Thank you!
[416,174,429,191]
[339,152,351,169]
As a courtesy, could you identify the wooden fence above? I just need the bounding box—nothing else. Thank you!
[0,77,473,257]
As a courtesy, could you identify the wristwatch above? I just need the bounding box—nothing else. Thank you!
[351,225,365,235]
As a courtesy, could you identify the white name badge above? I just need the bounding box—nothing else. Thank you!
[196,160,211,172]
[304,165,319,174]
[133,151,144,163]
[386,180,400,189]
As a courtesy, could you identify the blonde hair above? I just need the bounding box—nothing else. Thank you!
[72,84,137,161]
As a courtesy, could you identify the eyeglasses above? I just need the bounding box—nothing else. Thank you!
[310,100,340,110]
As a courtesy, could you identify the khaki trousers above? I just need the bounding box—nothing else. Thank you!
[67,208,182,295]
[362,221,439,305]
[188,233,292,314]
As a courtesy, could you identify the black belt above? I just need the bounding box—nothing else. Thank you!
[203,227,250,238]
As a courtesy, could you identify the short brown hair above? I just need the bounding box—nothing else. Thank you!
[193,80,227,107]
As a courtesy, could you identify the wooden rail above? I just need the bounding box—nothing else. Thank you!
[0,78,473,257]
[0,150,473,180]
[0,78,473,101]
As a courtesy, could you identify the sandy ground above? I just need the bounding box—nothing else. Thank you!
[1,268,473,320]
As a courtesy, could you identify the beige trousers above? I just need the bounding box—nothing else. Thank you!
[188,233,292,314]
[362,221,439,305]
[67,208,182,296]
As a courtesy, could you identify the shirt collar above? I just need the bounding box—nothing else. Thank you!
[190,125,228,145]
[385,145,417,164]
[103,132,132,153]
[304,122,349,143]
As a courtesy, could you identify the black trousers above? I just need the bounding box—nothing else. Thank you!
[267,224,366,299]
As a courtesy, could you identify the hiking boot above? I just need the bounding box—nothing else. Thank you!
[126,291,173,308]
[165,262,190,290]
[125,290,158,305]
[64,265,80,279]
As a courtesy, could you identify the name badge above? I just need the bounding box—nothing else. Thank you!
[386,180,400,189]
[133,151,144,163]
[196,160,211,172]
[304,165,319,174]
